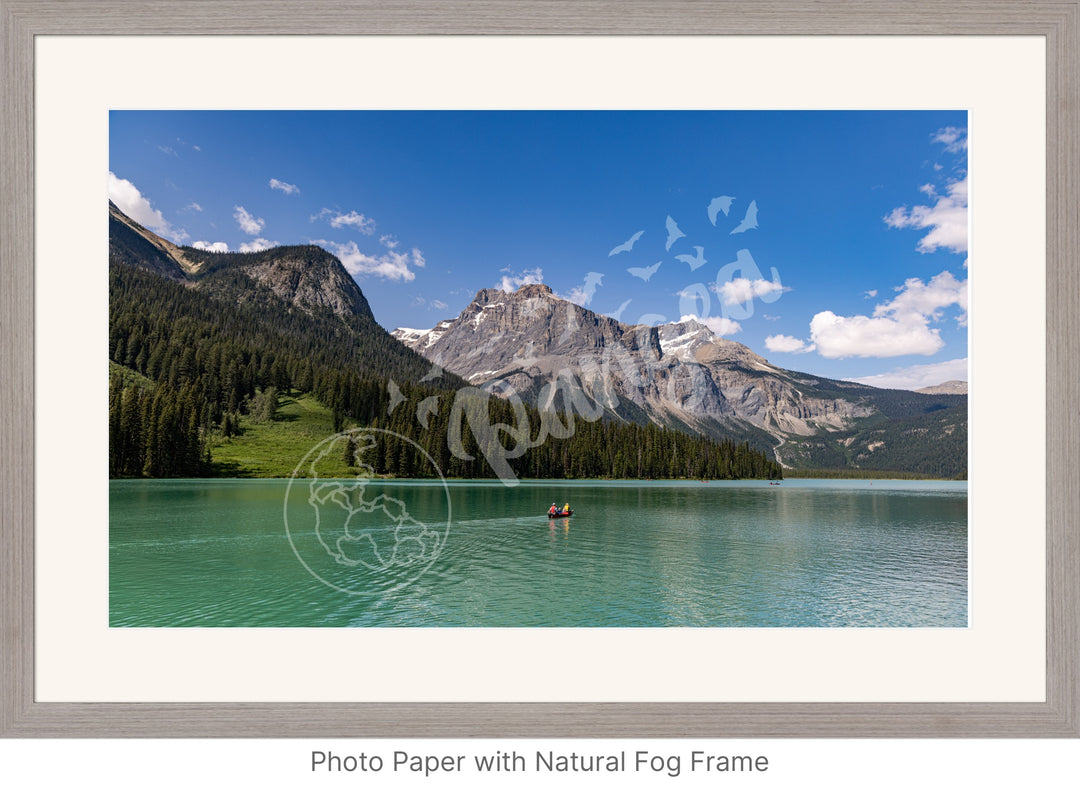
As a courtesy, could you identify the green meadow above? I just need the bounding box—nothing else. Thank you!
[209,393,355,479]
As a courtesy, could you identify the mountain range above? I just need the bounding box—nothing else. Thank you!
[393,284,967,477]
[109,200,965,478]
[108,201,784,481]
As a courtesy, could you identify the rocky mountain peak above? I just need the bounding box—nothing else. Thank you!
[510,283,554,298]
[656,318,773,371]
[464,283,555,311]
[109,201,373,320]
[391,282,884,443]
[226,245,375,320]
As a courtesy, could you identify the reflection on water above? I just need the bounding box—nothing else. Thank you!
[110,478,967,627]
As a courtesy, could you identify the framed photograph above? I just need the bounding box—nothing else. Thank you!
[2,1,1077,737]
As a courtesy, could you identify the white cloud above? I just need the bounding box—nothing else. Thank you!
[192,240,229,253]
[884,175,968,254]
[238,238,279,253]
[875,271,968,324]
[932,126,968,153]
[680,314,741,336]
[809,311,943,358]
[269,178,299,195]
[498,267,544,293]
[848,357,969,391]
[715,276,787,305]
[765,334,815,354]
[234,205,264,235]
[319,240,422,281]
[380,234,399,250]
[184,202,203,213]
[805,270,967,359]
[561,272,604,306]
[431,299,449,311]
[107,172,187,242]
[864,289,878,298]
[328,210,376,234]
[565,287,591,305]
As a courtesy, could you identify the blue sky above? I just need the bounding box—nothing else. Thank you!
[109,110,968,389]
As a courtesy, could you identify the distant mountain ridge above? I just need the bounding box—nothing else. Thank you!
[393,284,968,477]
[109,201,373,319]
[916,380,968,395]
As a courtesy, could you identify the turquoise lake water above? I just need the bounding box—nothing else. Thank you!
[109,478,967,627]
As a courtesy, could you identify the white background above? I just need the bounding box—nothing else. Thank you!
[2,738,1078,793]
[11,34,1073,791]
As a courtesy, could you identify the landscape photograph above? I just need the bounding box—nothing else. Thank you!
[108,110,968,627]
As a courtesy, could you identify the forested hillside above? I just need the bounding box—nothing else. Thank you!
[108,257,780,481]
[108,258,463,476]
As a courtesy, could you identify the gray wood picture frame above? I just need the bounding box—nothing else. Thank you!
[2,0,1077,738]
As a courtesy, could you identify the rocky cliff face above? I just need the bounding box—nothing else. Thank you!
[225,245,374,319]
[392,284,878,443]
[109,202,373,320]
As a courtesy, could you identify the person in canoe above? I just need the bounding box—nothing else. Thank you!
[547,502,572,518]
